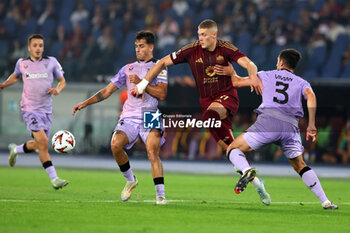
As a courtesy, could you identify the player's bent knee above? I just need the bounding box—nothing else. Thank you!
[110,142,124,153]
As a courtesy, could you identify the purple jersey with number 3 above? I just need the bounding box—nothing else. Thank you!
[111,58,168,120]
[255,69,312,127]
[13,56,64,113]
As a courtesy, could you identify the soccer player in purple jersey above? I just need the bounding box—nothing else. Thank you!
[219,49,338,209]
[72,31,168,204]
[0,34,68,189]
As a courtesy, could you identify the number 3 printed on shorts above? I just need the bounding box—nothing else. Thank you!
[273,81,289,104]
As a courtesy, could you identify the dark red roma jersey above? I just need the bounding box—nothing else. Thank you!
[170,40,246,98]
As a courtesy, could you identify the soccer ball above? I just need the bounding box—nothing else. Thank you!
[52,130,75,153]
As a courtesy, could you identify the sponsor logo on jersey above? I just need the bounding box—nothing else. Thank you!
[25,72,49,79]
[205,66,216,77]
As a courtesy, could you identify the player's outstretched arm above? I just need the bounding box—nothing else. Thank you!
[47,77,66,95]
[144,83,167,100]
[132,55,174,96]
[72,82,118,115]
[305,88,317,142]
[214,63,250,88]
[0,74,20,92]
[129,74,167,100]
[237,57,263,95]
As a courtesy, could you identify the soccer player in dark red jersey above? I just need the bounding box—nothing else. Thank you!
[132,19,270,205]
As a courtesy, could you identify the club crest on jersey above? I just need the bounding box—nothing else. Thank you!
[216,56,224,62]
[205,66,216,77]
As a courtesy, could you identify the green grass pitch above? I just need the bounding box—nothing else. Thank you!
[1,166,349,233]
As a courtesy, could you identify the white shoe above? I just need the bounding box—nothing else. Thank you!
[121,177,138,202]
[156,196,167,205]
[322,200,338,210]
[52,177,69,190]
[256,179,271,205]
[8,143,18,167]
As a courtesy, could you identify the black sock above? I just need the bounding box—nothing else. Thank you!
[153,177,164,185]
[42,160,53,169]
[23,143,35,153]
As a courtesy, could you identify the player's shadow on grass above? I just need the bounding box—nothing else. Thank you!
[160,202,348,216]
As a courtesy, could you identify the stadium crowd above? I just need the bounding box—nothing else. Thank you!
[0,0,350,164]
[0,0,350,80]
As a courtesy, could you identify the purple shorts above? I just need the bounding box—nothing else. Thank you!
[21,111,52,138]
[243,114,304,159]
[114,118,165,150]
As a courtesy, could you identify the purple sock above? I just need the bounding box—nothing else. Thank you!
[122,169,135,182]
[15,144,24,154]
[154,177,165,198]
[119,161,135,182]
[300,168,328,203]
[228,148,250,172]
[155,184,165,198]
[45,166,58,180]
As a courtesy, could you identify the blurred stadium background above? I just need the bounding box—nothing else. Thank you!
[0,0,350,166]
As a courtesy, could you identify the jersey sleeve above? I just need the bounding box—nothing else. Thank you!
[155,66,168,84]
[13,59,23,77]
[111,65,127,88]
[52,57,64,79]
[301,79,312,100]
[170,42,195,64]
[257,71,267,81]
[222,42,246,63]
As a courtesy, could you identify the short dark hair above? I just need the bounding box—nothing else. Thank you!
[198,19,217,30]
[27,34,44,44]
[279,49,302,70]
[135,31,155,45]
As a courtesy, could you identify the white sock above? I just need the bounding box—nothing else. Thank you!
[155,184,165,198]
[250,177,261,189]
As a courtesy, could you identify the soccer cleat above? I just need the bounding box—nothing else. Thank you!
[322,201,338,210]
[156,197,167,205]
[51,177,69,190]
[52,178,69,190]
[256,179,271,205]
[234,168,258,194]
[8,143,18,167]
[121,177,138,202]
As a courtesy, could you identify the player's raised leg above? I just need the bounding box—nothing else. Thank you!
[32,130,68,190]
[205,102,270,205]
[110,130,137,202]
[289,155,338,210]
[226,133,271,205]
[145,129,166,205]
[8,140,38,167]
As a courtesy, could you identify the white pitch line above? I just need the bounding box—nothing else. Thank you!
[0,199,349,205]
